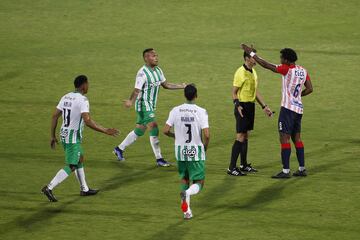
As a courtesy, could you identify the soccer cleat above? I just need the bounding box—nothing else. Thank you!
[41,185,58,202]
[183,211,193,220]
[180,190,188,212]
[156,158,171,167]
[240,163,258,173]
[293,169,307,177]
[271,171,291,179]
[227,168,247,176]
[113,147,125,161]
[80,188,99,196]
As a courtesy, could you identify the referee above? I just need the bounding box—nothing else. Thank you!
[227,50,273,176]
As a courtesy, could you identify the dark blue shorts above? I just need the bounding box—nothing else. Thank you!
[278,107,303,135]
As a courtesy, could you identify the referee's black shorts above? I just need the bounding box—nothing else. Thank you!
[234,102,255,133]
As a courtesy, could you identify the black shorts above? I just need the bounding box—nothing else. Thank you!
[234,102,255,133]
[278,107,303,135]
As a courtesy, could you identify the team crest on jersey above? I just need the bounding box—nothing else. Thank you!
[149,113,155,118]
[182,147,197,158]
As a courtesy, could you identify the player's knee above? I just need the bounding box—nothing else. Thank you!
[236,133,246,142]
[69,164,77,171]
[134,127,145,137]
[149,126,159,136]
[77,162,84,169]
[181,179,190,185]
[279,133,290,143]
[64,165,76,174]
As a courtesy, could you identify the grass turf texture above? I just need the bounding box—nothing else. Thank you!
[0,0,359,239]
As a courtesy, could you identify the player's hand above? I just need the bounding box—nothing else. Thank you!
[237,106,244,118]
[240,43,253,54]
[50,137,58,149]
[123,100,132,108]
[263,106,273,117]
[105,128,119,136]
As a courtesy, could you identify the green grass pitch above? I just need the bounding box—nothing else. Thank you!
[0,0,359,239]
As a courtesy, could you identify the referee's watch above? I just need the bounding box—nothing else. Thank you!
[261,104,267,109]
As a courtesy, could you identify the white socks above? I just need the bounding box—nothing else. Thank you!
[119,131,138,150]
[184,183,201,212]
[299,166,306,171]
[186,183,201,196]
[119,132,163,159]
[48,169,69,190]
[150,136,162,159]
[75,167,89,192]
[283,169,290,174]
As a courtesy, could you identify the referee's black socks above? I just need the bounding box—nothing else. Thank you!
[240,139,248,167]
[229,140,248,169]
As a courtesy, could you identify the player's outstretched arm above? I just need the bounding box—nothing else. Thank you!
[50,108,62,149]
[81,112,119,136]
[256,91,273,117]
[302,79,313,97]
[123,88,141,108]
[202,128,210,151]
[161,81,187,90]
[163,124,175,138]
[241,44,278,73]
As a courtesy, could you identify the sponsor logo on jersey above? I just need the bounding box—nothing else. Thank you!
[60,128,69,138]
[180,109,197,113]
[149,81,161,88]
[182,147,197,158]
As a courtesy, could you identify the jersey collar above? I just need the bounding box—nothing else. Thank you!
[243,64,253,73]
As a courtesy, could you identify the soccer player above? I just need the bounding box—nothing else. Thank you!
[42,75,119,202]
[228,50,274,176]
[241,44,313,178]
[163,84,210,220]
[113,48,186,167]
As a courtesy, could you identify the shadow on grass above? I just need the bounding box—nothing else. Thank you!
[0,70,22,82]
[145,176,237,240]
[0,165,169,236]
[0,198,79,236]
[99,165,171,192]
[145,220,190,240]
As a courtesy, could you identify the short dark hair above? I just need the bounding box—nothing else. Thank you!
[184,84,197,101]
[143,48,154,57]
[74,75,88,88]
[280,48,298,63]
[244,48,257,59]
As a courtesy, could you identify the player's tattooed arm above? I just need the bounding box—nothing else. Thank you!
[301,79,313,96]
[202,128,210,151]
[82,112,119,136]
[240,43,278,73]
[123,88,141,108]
[161,81,187,90]
[163,124,175,138]
[50,108,62,149]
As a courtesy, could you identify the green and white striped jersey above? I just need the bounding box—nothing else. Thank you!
[166,103,209,161]
[56,92,89,144]
[134,65,166,112]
